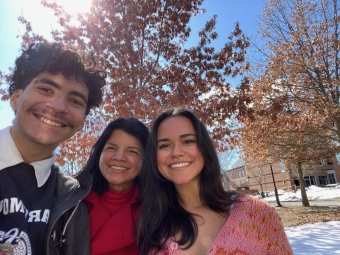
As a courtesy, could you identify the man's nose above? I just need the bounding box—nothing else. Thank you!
[46,95,68,114]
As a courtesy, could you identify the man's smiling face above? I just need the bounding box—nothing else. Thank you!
[10,71,89,154]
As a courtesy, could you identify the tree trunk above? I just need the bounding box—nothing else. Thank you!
[297,162,310,207]
[259,183,264,193]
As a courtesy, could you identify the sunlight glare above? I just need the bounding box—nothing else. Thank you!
[54,0,92,15]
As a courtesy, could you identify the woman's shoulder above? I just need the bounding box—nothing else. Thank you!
[235,195,273,208]
[230,195,278,221]
[228,196,287,242]
[210,196,292,254]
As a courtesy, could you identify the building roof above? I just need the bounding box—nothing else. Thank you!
[226,157,245,171]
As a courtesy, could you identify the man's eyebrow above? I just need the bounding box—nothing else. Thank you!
[37,78,88,105]
[36,78,61,90]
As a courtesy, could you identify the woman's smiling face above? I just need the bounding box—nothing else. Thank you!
[99,129,143,192]
[156,116,205,188]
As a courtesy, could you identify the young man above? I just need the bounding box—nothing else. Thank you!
[0,42,107,255]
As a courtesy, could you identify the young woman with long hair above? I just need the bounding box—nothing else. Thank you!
[137,108,292,255]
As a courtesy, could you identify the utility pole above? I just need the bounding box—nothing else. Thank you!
[270,163,282,207]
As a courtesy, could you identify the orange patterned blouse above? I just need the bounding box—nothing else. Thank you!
[152,197,293,255]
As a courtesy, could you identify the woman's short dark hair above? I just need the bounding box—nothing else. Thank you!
[137,108,238,255]
[82,117,150,194]
[9,42,107,115]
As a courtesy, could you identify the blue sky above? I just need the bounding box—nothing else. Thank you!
[0,0,266,129]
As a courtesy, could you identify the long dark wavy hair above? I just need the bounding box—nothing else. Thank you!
[137,108,239,255]
[82,117,150,194]
[9,42,107,115]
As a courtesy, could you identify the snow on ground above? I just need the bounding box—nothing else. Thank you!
[259,186,340,254]
[262,185,340,202]
[285,221,340,254]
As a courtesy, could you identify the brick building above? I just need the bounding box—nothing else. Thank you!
[289,157,339,187]
[224,156,340,194]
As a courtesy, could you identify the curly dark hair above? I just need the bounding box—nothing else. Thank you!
[9,42,107,115]
[82,117,150,194]
[137,108,240,255]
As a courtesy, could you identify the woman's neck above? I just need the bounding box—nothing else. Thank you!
[176,182,202,210]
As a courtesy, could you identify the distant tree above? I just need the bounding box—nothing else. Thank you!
[240,0,340,206]
[251,0,340,145]
[0,0,252,171]
[219,149,247,190]
[245,162,266,194]
[60,161,79,176]
[220,171,238,190]
[218,148,240,171]
[240,111,339,206]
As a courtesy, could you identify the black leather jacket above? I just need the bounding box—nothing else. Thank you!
[44,166,91,255]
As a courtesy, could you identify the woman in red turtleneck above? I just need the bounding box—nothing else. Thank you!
[81,117,149,255]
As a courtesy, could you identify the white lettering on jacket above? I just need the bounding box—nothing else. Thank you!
[0,197,50,223]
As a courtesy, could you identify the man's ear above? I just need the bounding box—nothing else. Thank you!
[10,89,23,113]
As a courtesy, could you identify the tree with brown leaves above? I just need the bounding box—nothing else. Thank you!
[241,110,337,206]
[240,0,340,206]
[0,0,252,173]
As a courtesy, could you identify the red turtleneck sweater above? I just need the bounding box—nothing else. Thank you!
[84,184,139,255]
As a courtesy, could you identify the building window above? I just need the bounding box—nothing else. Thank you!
[328,173,336,184]
[304,176,316,187]
[319,159,326,165]
[304,176,311,187]
[279,161,285,172]
[310,176,316,186]
[319,176,327,186]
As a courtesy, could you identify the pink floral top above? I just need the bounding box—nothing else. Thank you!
[151,197,293,255]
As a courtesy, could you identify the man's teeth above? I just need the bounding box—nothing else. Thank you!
[110,166,128,170]
[171,162,190,168]
[40,117,61,127]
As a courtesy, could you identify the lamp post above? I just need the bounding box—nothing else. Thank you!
[270,163,282,207]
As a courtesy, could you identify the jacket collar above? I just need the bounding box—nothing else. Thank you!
[0,126,55,187]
